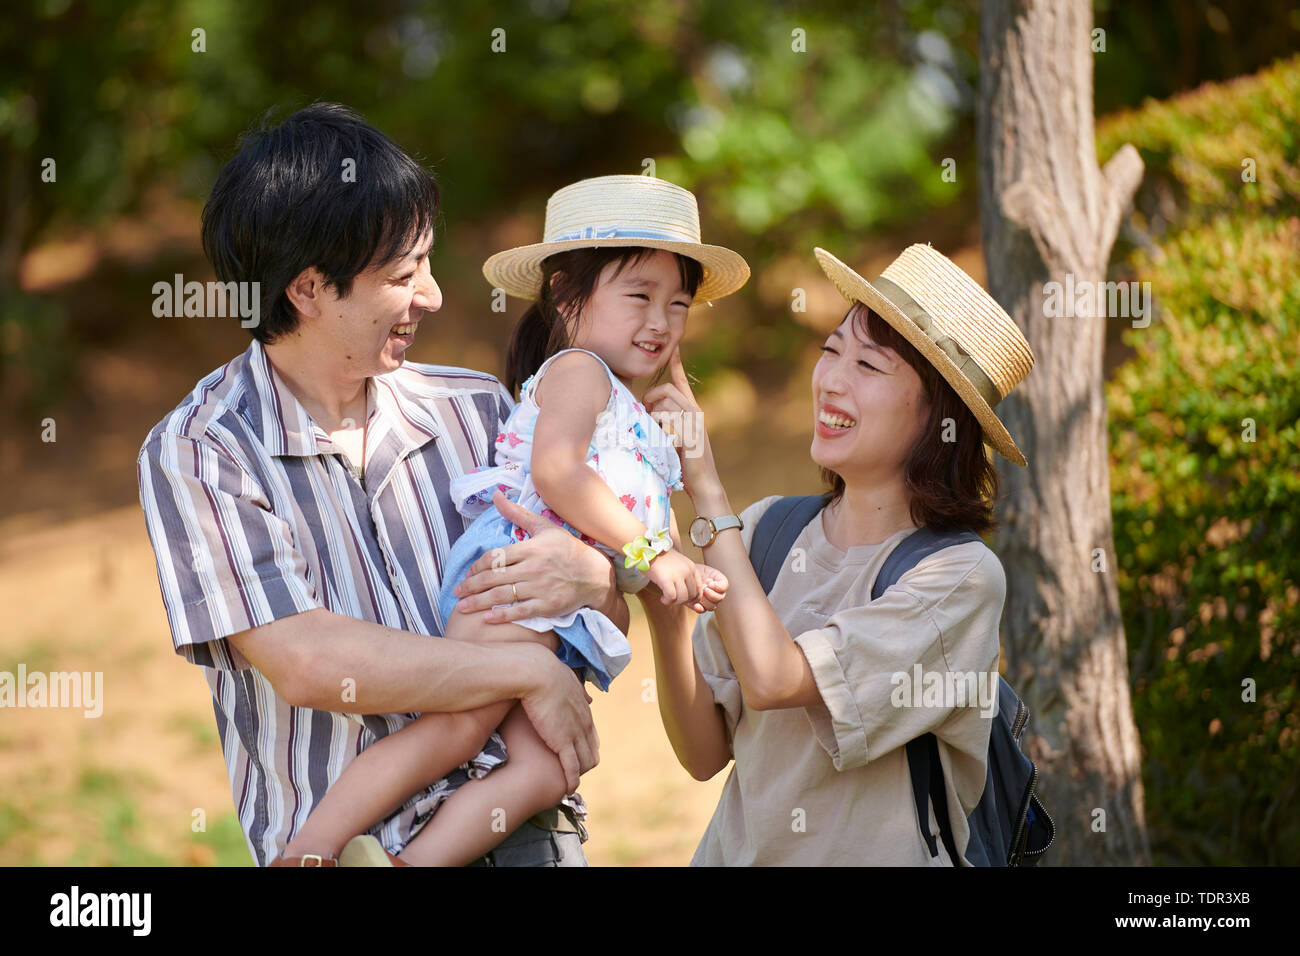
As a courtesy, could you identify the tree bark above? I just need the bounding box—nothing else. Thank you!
[977,0,1149,864]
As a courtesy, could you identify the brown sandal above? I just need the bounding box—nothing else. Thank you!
[269,852,339,867]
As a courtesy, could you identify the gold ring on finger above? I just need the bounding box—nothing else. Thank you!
[511,582,520,603]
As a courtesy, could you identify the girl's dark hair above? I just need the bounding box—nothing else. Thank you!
[201,102,439,344]
[504,246,704,396]
[821,304,1000,535]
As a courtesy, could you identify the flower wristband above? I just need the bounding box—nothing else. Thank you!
[622,527,673,572]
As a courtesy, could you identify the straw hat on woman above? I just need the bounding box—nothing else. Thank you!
[638,243,1035,865]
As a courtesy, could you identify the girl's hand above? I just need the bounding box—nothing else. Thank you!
[643,347,723,503]
[642,548,701,606]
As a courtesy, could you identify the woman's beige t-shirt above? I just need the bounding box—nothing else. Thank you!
[691,495,1006,866]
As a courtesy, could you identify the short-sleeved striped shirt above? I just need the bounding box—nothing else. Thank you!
[137,339,547,865]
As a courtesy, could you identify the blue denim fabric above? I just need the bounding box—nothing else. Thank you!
[438,505,620,690]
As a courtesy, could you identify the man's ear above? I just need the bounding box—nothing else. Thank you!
[283,266,330,323]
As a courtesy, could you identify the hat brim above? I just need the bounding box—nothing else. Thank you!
[813,247,1027,467]
[484,238,750,304]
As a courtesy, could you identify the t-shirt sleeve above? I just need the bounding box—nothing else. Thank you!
[137,431,322,670]
[792,545,1006,772]
[689,494,782,749]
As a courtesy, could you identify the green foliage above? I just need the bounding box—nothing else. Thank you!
[1099,55,1300,864]
[0,291,72,414]
[1098,54,1300,219]
[4,0,971,403]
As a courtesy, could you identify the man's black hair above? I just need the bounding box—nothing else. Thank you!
[201,102,439,343]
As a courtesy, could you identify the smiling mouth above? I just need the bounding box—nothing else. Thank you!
[818,409,857,430]
[635,342,664,357]
[391,322,419,336]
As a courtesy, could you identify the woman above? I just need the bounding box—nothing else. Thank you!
[640,243,1035,865]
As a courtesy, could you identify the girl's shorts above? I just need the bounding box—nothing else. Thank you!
[437,505,631,691]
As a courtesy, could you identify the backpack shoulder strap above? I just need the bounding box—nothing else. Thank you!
[747,495,830,594]
[871,527,984,601]
[907,733,962,864]
[883,527,984,864]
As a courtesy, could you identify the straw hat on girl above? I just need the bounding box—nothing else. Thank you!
[814,244,1036,466]
[483,175,750,304]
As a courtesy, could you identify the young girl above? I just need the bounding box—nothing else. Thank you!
[277,175,750,866]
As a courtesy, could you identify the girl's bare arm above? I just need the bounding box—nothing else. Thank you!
[529,351,654,552]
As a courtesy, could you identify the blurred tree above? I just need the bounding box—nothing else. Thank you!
[2,0,983,405]
[1,0,203,407]
[978,0,1148,864]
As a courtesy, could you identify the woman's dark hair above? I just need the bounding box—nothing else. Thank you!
[504,246,704,395]
[201,102,439,344]
[821,304,1000,535]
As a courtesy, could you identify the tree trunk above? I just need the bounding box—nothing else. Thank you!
[977,0,1149,864]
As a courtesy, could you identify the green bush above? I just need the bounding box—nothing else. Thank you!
[1099,55,1300,865]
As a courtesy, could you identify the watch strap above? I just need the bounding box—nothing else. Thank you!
[695,513,743,547]
[710,514,743,534]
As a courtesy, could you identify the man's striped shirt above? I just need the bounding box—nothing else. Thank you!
[137,339,537,865]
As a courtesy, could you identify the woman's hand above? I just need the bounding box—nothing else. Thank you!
[643,347,724,505]
[696,564,729,613]
[453,492,617,624]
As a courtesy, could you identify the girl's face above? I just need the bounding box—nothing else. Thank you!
[569,249,694,389]
[811,304,931,486]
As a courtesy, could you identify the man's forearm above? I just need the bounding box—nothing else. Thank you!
[231,608,539,715]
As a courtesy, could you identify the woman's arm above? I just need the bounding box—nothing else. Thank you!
[689,488,823,711]
[636,591,732,780]
[644,349,824,712]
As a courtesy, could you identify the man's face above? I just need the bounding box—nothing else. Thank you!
[317,229,441,378]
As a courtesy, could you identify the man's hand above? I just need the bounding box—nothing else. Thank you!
[508,642,600,790]
[453,491,616,624]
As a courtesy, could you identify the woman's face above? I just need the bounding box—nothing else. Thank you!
[811,304,931,486]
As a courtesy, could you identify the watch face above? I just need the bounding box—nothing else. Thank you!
[689,516,712,548]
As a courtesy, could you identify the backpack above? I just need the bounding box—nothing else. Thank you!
[747,494,1055,866]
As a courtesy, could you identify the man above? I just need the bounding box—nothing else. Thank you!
[137,103,622,866]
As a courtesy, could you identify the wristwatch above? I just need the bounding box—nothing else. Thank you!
[689,514,744,548]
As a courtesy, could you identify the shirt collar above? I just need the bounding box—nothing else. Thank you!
[242,339,441,460]
[367,371,442,458]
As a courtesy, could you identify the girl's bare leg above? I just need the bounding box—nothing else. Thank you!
[282,609,564,861]
[283,701,511,859]
[396,701,570,866]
